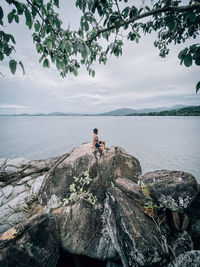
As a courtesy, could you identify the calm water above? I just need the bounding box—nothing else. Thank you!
[0,116,200,182]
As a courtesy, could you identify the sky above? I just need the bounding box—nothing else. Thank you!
[0,0,199,114]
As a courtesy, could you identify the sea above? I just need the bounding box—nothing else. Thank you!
[0,116,200,182]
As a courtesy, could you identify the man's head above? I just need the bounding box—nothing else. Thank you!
[93,128,98,134]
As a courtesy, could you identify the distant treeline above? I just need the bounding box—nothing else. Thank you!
[127,106,200,116]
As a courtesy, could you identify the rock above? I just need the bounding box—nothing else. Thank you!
[37,143,141,260]
[38,143,141,210]
[168,250,200,267]
[186,191,200,220]
[189,219,200,250]
[142,170,199,211]
[1,185,13,198]
[30,175,45,195]
[168,211,190,231]
[106,260,123,267]
[0,157,57,183]
[170,231,193,257]
[114,177,145,203]
[104,187,169,267]
[0,213,59,267]
[53,202,117,261]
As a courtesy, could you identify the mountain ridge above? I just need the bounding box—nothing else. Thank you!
[1,105,199,116]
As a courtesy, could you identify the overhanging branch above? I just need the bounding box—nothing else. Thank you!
[87,3,200,43]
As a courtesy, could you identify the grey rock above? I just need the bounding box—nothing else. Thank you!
[16,175,33,185]
[6,157,29,167]
[1,185,13,199]
[0,203,11,220]
[30,175,45,195]
[114,177,145,203]
[6,212,24,227]
[168,211,190,231]
[0,158,6,168]
[106,260,123,267]
[168,250,200,267]
[54,202,117,261]
[190,219,200,250]
[170,231,193,257]
[0,213,59,267]
[142,170,199,211]
[104,187,169,267]
[7,191,30,209]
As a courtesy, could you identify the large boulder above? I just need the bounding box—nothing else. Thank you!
[104,187,169,267]
[38,143,142,260]
[53,202,117,261]
[0,213,59,267]
[142,170,199,211]
[38,144,141,209]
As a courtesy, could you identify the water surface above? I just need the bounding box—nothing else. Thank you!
[0,116,199,182]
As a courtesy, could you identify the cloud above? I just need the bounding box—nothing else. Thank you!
[0,1,199,114]
[0,104,28,109]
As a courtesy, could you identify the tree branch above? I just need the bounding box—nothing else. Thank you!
[87,3,200,43]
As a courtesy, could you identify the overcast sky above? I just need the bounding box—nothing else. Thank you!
[0,1,199,114]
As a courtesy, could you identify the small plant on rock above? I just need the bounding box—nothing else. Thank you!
[63,170,97,207]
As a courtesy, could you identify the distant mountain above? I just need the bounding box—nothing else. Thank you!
[127,106,200,116]
[96,108,137,116]
[93,105,189,116]
[1,105,197,116]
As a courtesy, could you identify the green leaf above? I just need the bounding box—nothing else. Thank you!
[26,19,33,29]
[54,0,59,8]
[55,17,61,29]
[195,59,200,66]
[40,28,45,38]
[47,40,52,49]
[25,9,32,23]
[196,81,200,93]
[91,70,95,77]
[8,34,16,44]
[73,68,78,76]
[167,20,175,32]
[34,21,40,32]
[0,6,4,20]
[19,61,25,75]
[84,21,89,31]
[14,14,19,23]
[36,43,41,53]
[187,12,196,23]
[184,53,192,67]
[8,12,14,23]
[15,2,25,14]
[66,43,72,54]
[0,52,4,61]
[43,58,50,68]
[178,48,188,59]
[9,59,17,74]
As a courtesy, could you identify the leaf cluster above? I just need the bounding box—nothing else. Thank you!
[63,170,97,207]
[0,0,199,91]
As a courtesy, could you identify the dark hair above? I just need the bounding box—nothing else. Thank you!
[93,128,98,134]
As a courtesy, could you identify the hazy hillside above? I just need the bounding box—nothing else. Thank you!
[127,106,200,116]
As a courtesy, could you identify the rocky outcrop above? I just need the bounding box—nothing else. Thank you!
[0,157,57,234]
[142,170,199,211]
[0,144,199,267]
[104,187,168,267]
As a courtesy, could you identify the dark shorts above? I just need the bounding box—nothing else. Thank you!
[95,141,102,148]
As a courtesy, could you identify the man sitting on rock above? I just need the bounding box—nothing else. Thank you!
[93,128,107,155]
